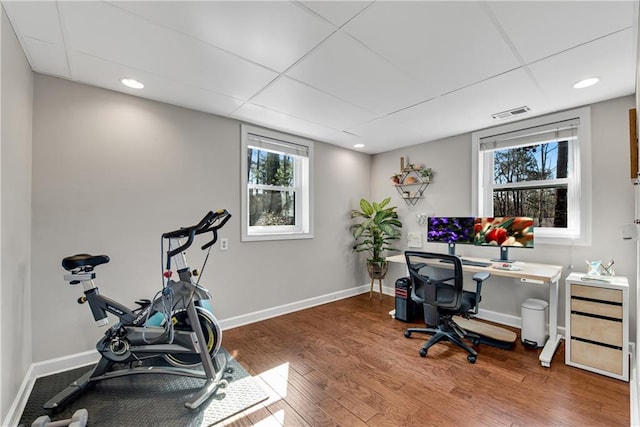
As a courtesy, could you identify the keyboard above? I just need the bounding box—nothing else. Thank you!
[439,259,492,268]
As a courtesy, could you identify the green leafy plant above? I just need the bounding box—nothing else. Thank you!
[420,168,433,180]
[350,197,402,265]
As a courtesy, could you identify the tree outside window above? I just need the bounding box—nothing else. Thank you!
[473,107,592,245]
[241,124,313,241]
[492,140,569,228]
[248,148,295,227]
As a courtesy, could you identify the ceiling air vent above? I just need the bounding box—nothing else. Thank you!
[492,106,531,120]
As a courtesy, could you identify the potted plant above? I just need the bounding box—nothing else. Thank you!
[350,197,402,280]
[420,168,433,181]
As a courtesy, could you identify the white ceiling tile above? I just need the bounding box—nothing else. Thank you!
[2,0,636,154]
[299,1,373,27]
[343,1,521,97]
[109,1,335,72]
[23,37,70,78]
[488,1,636,64]
[339,110,425,151]
[435,69,548,137]
[287,31,432,115]
[59,2,277,100]
[2,1,64,44]
[527,29,636,109]
[371,68,547,147]
[250,76,377,130]
[70,52,245,117]
[232,102,338,140]
[323,130,364,148]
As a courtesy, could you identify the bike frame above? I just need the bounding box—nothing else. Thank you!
[67,237,212,328]
[44,210,231,411]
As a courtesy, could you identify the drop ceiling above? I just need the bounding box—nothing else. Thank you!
[2,1,638,154]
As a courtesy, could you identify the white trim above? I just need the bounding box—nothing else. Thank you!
[472,106,592,246]
[2,284,372,425]
[3,286,624,426]
[240,123,314,242]
[631,342,639,426]
[220,283,378,330]
[2,350,99,427]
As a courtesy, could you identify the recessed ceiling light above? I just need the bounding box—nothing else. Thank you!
[121,78,144,89]
[353,143,365,148]
[573,77,599,89]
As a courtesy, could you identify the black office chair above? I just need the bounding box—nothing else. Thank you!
[403,251,490,363]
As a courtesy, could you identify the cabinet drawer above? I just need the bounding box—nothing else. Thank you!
[571,284,622,303]
[571,298,622,319]
[570,339,623,375]
[571,314,622,347]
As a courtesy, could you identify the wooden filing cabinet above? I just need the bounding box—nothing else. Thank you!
[565,273,629,381]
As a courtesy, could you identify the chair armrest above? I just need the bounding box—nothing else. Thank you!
[469,272,491,314]
[473,271,490,284]
[472,271,490,294]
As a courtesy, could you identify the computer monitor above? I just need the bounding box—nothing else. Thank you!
[473,217,534,262]
[426,217,476,256]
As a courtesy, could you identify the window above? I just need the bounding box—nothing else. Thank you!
[241,124,313,241]
[472,107,591,245]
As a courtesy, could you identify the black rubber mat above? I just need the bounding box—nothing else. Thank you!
[19,350,269,426]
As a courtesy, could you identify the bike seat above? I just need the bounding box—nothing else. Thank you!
[62,254,110,271]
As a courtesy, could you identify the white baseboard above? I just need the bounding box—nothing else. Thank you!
[219,283,374,330]
[3,283,573,426]
[2,350,100,427]
[3,364,35,427]
[3,284,373,426]
[631,342,639,426]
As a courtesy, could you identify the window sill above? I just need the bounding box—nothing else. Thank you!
[242,232,314,242]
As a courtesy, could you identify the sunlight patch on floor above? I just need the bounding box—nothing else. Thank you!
[212,362,290,426]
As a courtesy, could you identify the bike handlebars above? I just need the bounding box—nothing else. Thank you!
[163,209,232,264]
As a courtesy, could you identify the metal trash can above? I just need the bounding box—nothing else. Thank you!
[521,298,548,348]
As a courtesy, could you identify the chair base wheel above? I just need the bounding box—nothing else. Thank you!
[404,331,411,338]
[419,349,427,357]
[467,355,477,364]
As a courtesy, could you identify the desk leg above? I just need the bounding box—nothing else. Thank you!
[539,276,562,367]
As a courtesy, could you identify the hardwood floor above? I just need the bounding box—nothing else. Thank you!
[218,293,629,426]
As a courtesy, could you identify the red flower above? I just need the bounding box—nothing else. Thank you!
[486,227,508,245]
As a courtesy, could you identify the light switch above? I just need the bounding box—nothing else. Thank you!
[407,232,422,248]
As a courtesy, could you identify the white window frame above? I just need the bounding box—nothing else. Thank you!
[472,107,592,246]
[241,124,314,241]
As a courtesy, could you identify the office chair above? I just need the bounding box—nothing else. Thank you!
[403,251,490,364]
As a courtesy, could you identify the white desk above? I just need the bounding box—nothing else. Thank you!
[387,253,563,367]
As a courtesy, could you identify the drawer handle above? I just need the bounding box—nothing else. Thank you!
[571,310,622,322]
[571,336,622,351]
[571,295,622,306]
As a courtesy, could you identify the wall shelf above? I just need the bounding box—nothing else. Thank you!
[392,167,431,206]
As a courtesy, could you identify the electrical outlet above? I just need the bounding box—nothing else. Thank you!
[220,238,229,251]
[407,232,422,248]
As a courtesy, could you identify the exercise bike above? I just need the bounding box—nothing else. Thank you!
[44,209,232,411]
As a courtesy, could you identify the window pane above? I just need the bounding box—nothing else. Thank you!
[493,186,568,228]
[249,189,295,226]
[248,148,294,186]
[493,141,569,184]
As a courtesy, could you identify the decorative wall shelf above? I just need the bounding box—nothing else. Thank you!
[392,166,432,206]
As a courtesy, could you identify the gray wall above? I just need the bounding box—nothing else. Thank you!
[373,96,637,332]
[1,16,636,418]
[0,7,33,422]
[31,75,371,362]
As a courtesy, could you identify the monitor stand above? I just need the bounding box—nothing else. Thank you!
[491,246,514,263]
[448,242,456,256]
